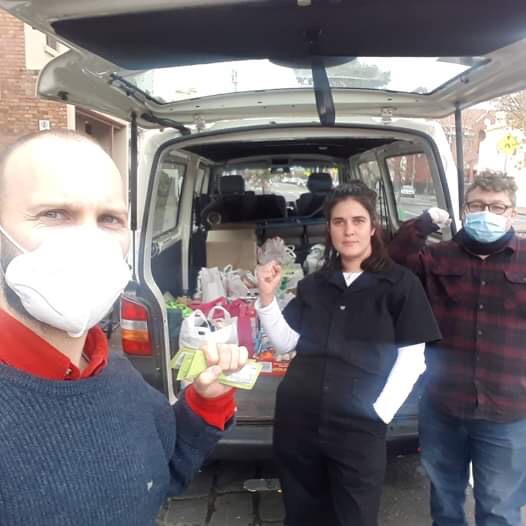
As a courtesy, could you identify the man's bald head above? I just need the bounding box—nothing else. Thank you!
[0,129,127,219]
[0,127,129,250]
[0,130,115,208]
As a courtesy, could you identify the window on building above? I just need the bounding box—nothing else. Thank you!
[45,34,59,51]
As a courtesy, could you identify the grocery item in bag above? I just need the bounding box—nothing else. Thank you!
[223,265,258,299]
[197,267,226,303]
[257,237,296,266]
[255,326,296,376]
[279,263,304,292]
[304,244,325,274]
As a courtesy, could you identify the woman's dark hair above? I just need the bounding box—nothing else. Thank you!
[321,180,393,273]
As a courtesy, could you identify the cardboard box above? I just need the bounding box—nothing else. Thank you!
[206,228,257,270]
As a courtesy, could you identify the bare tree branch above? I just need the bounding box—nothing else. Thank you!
[498,91,526,133]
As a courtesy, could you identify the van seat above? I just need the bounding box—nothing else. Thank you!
[201,176,256,225]
[253,194,287,220]
[219,175,247,194]
[296,172,333,217]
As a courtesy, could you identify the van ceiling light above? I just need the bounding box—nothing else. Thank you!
[297,0,311,6]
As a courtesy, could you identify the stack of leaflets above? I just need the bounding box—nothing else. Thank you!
[170,347,262,390]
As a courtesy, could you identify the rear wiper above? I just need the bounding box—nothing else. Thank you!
[311,55,335,126]
[306,28,335,126]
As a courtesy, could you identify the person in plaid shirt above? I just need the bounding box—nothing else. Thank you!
[389,172,526,526]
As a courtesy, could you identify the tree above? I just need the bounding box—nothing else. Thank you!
[294,60,391,89]
[244,168,272,194]
[498,90,526,133]
[328,61,391,89]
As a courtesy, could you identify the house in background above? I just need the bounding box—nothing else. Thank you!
[0,10,129,178]
[438,108,497,184]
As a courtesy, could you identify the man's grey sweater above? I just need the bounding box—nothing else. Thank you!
[0,353,222,525]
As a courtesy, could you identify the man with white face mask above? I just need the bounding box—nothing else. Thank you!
[390,172,526,526]
[0,130,247,526]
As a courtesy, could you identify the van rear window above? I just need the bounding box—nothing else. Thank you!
[221,165,339,203]
[153,161,186,237]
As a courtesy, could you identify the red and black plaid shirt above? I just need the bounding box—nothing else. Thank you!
[389,214,526,422]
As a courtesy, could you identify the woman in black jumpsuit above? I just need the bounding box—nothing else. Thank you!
[256,182,441,526]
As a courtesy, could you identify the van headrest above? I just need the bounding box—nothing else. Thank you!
[307,172,333,193]
[220,175,245,194]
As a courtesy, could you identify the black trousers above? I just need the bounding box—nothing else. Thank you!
[273,417,387,526]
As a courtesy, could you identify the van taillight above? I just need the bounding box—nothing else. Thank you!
[120,298,152,356]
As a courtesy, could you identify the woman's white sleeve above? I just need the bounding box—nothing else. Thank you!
[255,298,300,354]
[373,343,426,424]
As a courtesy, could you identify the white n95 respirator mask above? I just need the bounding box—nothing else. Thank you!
[0,226,131,337]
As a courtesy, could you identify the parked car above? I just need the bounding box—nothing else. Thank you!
[401,185,416,198]
[4,0,526,458]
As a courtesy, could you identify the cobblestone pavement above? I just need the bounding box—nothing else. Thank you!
[106,341,525,526]
[154,454,437,526]
[156,452,526,526]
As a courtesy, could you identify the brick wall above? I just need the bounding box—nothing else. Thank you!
[0,11,67,154]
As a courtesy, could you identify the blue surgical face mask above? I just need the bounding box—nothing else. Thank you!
[463,211,509,243]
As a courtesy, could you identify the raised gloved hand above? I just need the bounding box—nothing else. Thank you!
[427,207,451,229]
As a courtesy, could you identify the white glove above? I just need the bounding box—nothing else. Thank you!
[427,207,451,229]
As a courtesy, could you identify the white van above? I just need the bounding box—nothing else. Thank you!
[3,0,526,458]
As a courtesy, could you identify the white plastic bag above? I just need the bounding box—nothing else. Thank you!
[198,267,227,303]
[223,265,258,299]
[178,309,212,349]
[207,305,239,346]
[179,307,239,350]
[257,237,296,266]
[304,244,325,274]
[223,265,249,299]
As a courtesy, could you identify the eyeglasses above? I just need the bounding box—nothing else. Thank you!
[464,201,513,215]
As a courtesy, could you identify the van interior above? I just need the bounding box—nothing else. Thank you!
[129,123,451,455]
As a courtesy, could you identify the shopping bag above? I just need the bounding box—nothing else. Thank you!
[198,267,227,303]
[190,296,228,316]
[228,298,257,355]
[178,309,213,349]
[304,243,325,274]
[191,298,255,354]
[257,237,296,266]
[178,307,239,350]
[206,305,239,346]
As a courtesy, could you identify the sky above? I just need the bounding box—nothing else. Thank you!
[126,57,476,103]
